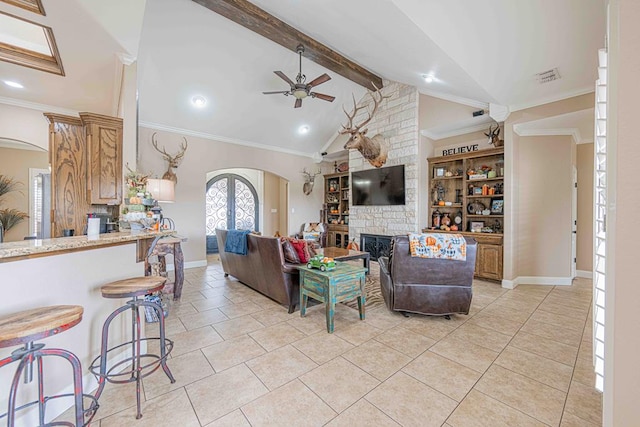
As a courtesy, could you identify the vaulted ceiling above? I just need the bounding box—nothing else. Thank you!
[0,0,606,155]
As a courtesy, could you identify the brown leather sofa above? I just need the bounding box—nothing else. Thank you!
[378,234,477,317]
[216,229,299,313]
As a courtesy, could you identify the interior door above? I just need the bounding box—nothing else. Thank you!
[206,173,259,253]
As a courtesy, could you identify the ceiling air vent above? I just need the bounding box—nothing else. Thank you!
[535,68,561,84]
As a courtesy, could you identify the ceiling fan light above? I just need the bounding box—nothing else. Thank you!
[293,89,308,99]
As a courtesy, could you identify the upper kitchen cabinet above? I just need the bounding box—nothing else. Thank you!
[80,113,123,205]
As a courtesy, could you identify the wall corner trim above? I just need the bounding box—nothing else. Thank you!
[576,270,594,279]
[515,276,574,286]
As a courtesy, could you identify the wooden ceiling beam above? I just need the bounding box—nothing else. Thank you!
[191,0,383,90]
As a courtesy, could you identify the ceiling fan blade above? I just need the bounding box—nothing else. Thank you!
[311,92,335,102]
[294,98,302,108]
[307,73,331,88]
[262,91,289,95]
[274,71,295,87]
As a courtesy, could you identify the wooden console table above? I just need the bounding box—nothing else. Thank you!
[144,236,186,300]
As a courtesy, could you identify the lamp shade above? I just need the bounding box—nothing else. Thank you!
[147,178,175,203]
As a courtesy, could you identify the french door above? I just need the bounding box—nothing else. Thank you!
[206,174,259,254]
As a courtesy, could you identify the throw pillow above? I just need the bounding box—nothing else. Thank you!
[306,241,318,256]
[290,239,310,263]
[281,238,300,264]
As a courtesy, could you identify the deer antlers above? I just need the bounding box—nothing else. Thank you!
[151,133,189,184]
[302,168,321,195]
[339,83,389,136]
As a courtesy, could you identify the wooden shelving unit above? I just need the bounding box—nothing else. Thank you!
[323,171,350,248]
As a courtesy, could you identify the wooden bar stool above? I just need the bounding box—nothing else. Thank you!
[0,305,98,426]
[89,276,175,420]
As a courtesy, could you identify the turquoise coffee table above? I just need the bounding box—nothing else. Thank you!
[299,263,367,333]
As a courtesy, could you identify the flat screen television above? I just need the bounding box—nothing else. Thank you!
[352,165,406,206]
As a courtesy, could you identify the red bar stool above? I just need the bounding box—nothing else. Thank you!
[89,276,175,419]
[0,305,98,426]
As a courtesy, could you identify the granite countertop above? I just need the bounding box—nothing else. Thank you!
[0,230,175,261]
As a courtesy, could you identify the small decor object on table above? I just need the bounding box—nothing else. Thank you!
[306,255,336,272]
[491,198,504,214]
[470,221,484,233]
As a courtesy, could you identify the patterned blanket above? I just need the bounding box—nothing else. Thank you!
[408,233,467,261]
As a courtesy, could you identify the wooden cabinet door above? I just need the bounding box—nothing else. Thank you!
[475,243,503,281]
[327,231,336,248]
[80,113,123,205]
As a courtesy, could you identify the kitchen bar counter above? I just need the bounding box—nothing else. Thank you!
[0,230,174,263]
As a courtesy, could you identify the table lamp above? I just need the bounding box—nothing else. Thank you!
[146,179,175,228]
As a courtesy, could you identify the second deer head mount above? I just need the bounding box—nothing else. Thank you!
[340,84,391,168]
[302,168,321,195]
[151,133,188,184]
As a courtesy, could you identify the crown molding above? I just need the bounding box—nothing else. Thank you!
[509,86,595,112]
[418,89,489,109]
[0,95,78,116]
[513,126,585,144]
[421,113,494,140]
[139,121,314,159]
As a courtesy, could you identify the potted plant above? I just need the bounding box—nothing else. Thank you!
[0,174,28,241]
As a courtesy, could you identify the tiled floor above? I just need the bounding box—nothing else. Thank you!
[84,257,602,426]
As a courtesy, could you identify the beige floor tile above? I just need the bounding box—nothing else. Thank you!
[178,290,207,304]
[199,287,228,299]
[495,346,573,391]
[191,295,233,311]
[402,316,458,341]
[163,316,187,336]
[249,307,292,326]
[403,350,480,402]
[488,296,541,313]
[449,323,512,352]
[479,304,533,323]
[143,349,214,399]
[362,307,406,331]
[241,379,336,426]
[447,389,546,427]
[475,365,566,426]
[530,309,587,332]
[544,294,592,311]
[334,321,383,345]
[170,302,197,317]
[325,399,400,426]
[248,322,306,351]
[470,293,499,309]
[178,307,229,330]
[520,318,583,347]
[287,314,327,335]
[564,380,603,425]
[342,340,411,381]
[572,353,597,387]
[246,344,317,390]
[473,281,508,298]
[374,326,436,358]
[560,411,601,427]
[537,301,589,319]
[218,301,264,318]
[212,315,265,339]
[170,326,223,357]
[55,383,136,423]
[467,313,523,336]
[430,336,499,373]
[100,388,200,427]
[300,357,380,413]
[185,364,268,425]
[510,331,578,366]
[201,335,266,372]
[365,372,457,427]
[204,409,251,426]
[291,332,355,364]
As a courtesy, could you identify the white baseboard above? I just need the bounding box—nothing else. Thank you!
[501,276,574,288]
[577,270,593,279]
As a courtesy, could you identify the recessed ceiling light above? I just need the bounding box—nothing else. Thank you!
[422,74,435,83]
[298,125,310,134]
[191,95,207,108]
[4,80,24,89]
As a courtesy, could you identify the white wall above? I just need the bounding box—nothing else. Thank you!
[0,104,50,150]
[576,143,594,273]
[137,126,323,264]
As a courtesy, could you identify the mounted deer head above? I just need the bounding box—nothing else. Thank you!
[485,124,504,147]
[302,168,321,195]
[151,133,188,184]
[340,84,391,168]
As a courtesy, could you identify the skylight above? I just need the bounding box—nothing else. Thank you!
[0,10,64,75]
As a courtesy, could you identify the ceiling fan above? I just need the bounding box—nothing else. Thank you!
[262,44,336,108]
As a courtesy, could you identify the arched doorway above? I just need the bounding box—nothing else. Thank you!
[206,173,259,253]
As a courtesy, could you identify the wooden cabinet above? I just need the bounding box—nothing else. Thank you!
[45,112,123,237]
[427,148,505,281]
[81,113,123,205]
[323,172,350,248]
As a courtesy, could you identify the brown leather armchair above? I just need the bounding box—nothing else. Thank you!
[378,234,477,317]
